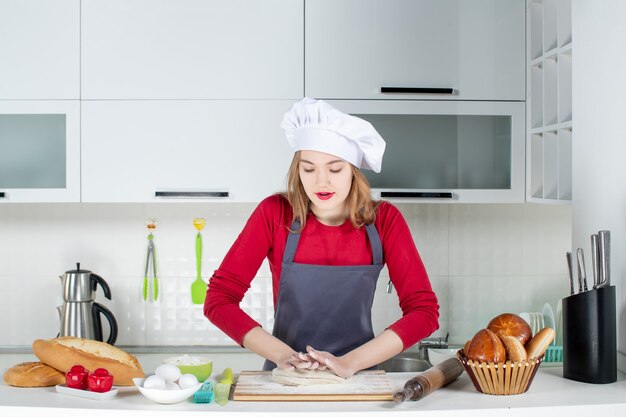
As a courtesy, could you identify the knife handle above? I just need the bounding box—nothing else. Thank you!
[566,252,574,295]
[598,230,611,287]
[591,234,599,288]
[576,248,587,293]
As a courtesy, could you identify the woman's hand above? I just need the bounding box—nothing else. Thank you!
[306,330,405,377]
[276,351,326,370]
[242,327,330,371]
[290,351,326,370]
[305,346,357,378]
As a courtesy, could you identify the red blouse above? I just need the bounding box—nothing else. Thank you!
[204,194,439,350]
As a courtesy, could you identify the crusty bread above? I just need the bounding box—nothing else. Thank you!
[500,335,528,362]
[463,339,471,356]
[3,361,65,387]
[525,327,555,359]
[466,328,506,363]
[32,337,143,386]
[487,313,532,346]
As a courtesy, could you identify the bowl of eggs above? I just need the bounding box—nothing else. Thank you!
[163,354,213,382]
[133,364,202,404]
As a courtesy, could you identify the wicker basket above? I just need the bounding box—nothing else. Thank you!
[457,350,544,395]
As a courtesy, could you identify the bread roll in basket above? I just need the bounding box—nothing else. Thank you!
[458,326,555,395]
[457,349,544,395]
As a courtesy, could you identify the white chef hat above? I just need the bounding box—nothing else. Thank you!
[281,97,386,173]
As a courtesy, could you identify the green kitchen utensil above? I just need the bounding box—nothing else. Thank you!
[214,368,233,406]
[213,384,230,406]
[143,219,158,302]
[219,367,233,385]
[191,218,207,304]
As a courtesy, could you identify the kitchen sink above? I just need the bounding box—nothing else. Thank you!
[379,336,450,372]
[379,354,431,373]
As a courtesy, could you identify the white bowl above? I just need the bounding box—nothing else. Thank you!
[133,378,201,404]
[428,348,461,367]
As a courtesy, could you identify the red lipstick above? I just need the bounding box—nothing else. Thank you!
[315,192,335,201]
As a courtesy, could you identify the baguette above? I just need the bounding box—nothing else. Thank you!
[3,361,65,387]
[32,337,143,386]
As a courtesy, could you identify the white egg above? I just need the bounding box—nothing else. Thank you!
[155,364,181,383]
[177,373,199,389]
[143,374,166,390]
[164,382,181,390]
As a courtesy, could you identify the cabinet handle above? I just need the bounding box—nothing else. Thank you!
[154,190,229,199]
[381,87,454,95]
[380,191,454,199]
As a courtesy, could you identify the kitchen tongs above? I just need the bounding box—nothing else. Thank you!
[143,220,158,301]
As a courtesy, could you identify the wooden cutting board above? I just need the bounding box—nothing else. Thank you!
[233,370,393,401]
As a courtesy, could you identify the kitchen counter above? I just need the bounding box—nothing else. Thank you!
[2,353,626,416]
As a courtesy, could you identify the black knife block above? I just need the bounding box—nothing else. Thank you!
[562,286,617,384]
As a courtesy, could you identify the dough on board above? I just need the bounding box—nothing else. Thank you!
[271,368,347,386]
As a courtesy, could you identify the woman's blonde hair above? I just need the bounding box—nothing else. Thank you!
[282,151,379,231]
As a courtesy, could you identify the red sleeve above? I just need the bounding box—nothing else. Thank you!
[376,202,440,350]
[203,195,286,346]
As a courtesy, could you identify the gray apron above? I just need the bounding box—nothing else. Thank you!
[263,219,384,370]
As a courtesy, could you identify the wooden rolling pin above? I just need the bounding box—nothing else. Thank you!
[393,358,463,402]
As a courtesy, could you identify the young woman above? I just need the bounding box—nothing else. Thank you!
[204,98,439,378]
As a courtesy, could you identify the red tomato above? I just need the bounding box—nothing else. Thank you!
[87,368,114,393]
[65,364,89,390]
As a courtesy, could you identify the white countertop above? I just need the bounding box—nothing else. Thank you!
[2,352,626,416]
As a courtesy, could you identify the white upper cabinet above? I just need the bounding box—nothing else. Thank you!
[81,100,294,203]
[0,0,79,99]
[328,100,526,203]
[0,101,80,202]
[305,0,525,101]
[81,0,303,99]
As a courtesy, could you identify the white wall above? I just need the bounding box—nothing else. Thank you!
[572,1,626,371]
[0,203,570,348]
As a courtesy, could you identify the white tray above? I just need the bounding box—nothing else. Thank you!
[55,384,119,400]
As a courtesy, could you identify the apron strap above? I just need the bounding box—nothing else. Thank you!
[283,219,383,265]
[282,220,302,263]
[365,223,384,266]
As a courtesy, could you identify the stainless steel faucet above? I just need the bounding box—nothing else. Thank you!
[417,334,449,363]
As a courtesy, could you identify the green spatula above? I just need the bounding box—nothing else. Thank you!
[191,218,207,304]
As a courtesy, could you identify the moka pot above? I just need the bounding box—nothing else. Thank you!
[57,263,118,345]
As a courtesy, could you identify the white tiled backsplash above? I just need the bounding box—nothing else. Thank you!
[0,203,571,347]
